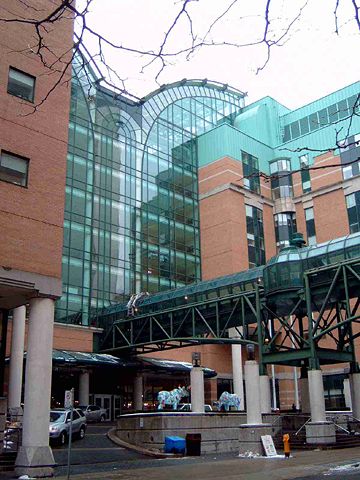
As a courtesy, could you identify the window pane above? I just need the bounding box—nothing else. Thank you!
[8,67,35,102]
[309,113,319,131]
[299,117,309,135]
[0,151,29,186]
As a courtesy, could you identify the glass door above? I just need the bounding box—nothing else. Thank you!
[94,394,112,420]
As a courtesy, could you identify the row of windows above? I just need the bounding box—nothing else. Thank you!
[283,94,359,142]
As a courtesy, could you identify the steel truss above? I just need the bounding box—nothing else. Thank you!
[260,258,360,370]
[99,257,360,373]
[99,290,260,354]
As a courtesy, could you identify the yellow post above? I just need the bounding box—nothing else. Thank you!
[283,433,290,458]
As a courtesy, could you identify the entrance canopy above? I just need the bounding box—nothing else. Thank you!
[20,349,217,377]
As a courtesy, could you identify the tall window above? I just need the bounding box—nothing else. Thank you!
[270,158,293,199]
[242,151,260,194]
[300,154,311,193]
[246,205,265,268]
[346,191,360,233]
[340,134,360,180]
[7,67,35,102]
[0,151,29,187]
[305,207,316,245]
[274,212,297,250]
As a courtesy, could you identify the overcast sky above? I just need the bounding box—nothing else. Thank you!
[80,0,359,110]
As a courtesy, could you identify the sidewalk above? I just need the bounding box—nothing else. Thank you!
[54,447,360,480]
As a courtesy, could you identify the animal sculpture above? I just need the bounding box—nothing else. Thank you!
[218,391,241,411]
[157,386,189,410]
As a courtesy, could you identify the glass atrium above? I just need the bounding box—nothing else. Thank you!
[56,60,246,325]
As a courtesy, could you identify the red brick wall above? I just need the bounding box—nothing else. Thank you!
[0,0,73,278]
[313,189,349,242]
[310,151,343,191]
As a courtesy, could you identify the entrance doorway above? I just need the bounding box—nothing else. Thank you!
[94,394,112,420]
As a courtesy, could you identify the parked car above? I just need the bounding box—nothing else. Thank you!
[78,404,107,422]
[49,408,86,445]
[178,403,213,412]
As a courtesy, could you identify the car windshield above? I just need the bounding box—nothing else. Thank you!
[78,406,87,410]
[50,412,65,423]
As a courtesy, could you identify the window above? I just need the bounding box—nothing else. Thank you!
[300,154,311,193]
[305,207,316,246]
[0,151,29,186]
[346,191,360,233]
[246,205,265,268]
[274,212,297,249]
[340,134,360,180]
[242,151,260,194]
[7,67,35,102]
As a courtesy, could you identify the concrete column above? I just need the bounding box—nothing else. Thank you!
[308,369,326,423]
[229,327,245,410]
[350,372,360,420]
[8,306,26,415]
[133,374,143,411]
[190,367,204,413]
[15,298,55,478]
[300,377,311,413]
[79,371,90,406]
[245,360,262,424]
[343,378,352,410]
[259,374,271,414]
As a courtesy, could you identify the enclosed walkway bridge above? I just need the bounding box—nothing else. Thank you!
[96,233,360,372]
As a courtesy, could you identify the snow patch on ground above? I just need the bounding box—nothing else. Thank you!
[324,463,360,475]
[238,452,287,459]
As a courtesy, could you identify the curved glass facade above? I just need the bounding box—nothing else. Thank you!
[56,63,245,325]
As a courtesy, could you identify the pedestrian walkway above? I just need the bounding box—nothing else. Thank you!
[52,447,360,480]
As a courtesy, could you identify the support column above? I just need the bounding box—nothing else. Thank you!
[305,369,335,444]
[79,371,90,406]
[133,374,143,411]
[15,298,55,478]
[308,369,326,422]
[229,328,244,410]
[343,378,352,411]
[8,306,26,416]
[239,360,272,456]
[300,367,310,413]
[190,367,204,413]
[350,372,360,420]
[244,360,262,424]
[259,374,271,414]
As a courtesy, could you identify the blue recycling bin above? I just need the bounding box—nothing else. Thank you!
[164,436,186,454]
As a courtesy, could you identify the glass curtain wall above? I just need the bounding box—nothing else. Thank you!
[274,212,297,250]
[56,69,245,325]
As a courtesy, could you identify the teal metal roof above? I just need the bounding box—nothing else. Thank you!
[99,265,263,318]
[197,123,274,173]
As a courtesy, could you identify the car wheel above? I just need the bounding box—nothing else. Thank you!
[79,426,86,440]
[100,415,106,422]
[59,431,67,446]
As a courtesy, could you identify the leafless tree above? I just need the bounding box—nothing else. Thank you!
[0,0,359,159]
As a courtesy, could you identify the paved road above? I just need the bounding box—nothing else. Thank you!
[53,422,147,476]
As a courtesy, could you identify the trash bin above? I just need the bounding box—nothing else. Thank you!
[186,433,201,456]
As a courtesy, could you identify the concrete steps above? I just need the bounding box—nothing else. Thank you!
[273,430,360,451]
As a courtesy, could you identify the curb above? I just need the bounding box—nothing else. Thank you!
[107,428,184,458]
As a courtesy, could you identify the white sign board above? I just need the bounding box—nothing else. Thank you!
[261,435,277,457]
[64,389,73,409]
